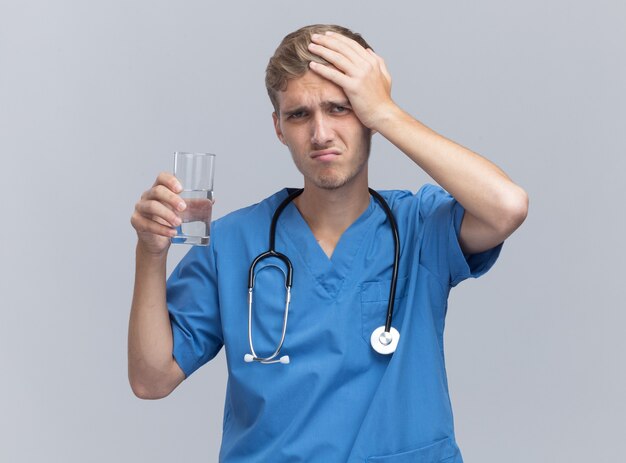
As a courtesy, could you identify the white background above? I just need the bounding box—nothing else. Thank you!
[1,1,624,461]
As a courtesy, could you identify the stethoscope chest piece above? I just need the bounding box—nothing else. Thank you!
[370,326,400,355]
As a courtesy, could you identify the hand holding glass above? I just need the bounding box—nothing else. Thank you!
[171,152,216,246]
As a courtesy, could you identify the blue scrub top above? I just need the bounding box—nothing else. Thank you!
[167,184,502,462]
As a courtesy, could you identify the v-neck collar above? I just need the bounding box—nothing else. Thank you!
[276,192,377,300]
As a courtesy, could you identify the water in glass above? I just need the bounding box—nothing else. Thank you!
[171,189,214,245]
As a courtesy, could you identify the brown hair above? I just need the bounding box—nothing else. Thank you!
[265,24,372,113]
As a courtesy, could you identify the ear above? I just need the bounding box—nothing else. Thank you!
[272,112,286,145]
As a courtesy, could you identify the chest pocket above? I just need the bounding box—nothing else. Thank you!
[360,276,409,345]
[366,436,458,462]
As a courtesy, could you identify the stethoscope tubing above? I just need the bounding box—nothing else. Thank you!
[245,187,400,363]
[367,188,400,333]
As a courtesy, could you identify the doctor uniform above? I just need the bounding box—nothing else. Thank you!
[167,184,502,462]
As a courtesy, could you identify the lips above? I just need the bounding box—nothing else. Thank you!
[311,149,341,161]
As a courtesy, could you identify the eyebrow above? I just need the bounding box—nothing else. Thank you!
[322,100,351,110]
[282,106,307,117]
[282,100,351,116]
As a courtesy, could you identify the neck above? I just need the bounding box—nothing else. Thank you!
[293,178,370,257]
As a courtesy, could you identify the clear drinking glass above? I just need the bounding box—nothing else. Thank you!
[171,152,216,246]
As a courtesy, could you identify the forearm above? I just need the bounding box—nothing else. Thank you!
[374,104,527,232]
[128,245,183,398]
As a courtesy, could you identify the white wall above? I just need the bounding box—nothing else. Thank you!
[1,1,624,461]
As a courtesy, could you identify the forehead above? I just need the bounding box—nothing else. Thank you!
[276,71,347,110]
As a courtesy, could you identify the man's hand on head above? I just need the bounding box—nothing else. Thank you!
[307,31,396,130]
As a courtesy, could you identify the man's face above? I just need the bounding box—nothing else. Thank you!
[272,71,371,191]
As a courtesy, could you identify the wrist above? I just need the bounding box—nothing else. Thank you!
[368,101,405,133]
[136,242,169,263]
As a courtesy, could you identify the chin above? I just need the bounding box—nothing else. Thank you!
[314,175,350,190]
[302,166,343,190]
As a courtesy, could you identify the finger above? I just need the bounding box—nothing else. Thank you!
[136,199,182,228]
[308,41,356,74]
[153,171,183,193]
[368,49,392,82]
[152,215,168,226]
[131,212,177,237]
[367,49,392,86]
[145,184,187,212]
[310,33,373,70]
[314,31,375,64]
[308,61,351,88]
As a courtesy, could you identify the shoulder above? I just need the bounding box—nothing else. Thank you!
[376,184,452,216]
[211,188,292,235]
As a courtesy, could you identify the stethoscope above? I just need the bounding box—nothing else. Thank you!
[244,188,401,365]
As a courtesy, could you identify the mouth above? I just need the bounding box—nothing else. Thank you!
[311,149,341,161]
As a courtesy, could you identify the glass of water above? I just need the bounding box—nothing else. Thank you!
[171,152,216,246]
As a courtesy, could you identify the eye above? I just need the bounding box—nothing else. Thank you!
[331,105,350,114]
[287,111,306,119]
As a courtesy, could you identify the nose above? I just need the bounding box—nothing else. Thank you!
[310,113,333,147]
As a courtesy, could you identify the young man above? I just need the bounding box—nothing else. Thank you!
[129,24,527,462]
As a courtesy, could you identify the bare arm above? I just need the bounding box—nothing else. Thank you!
[371,107,528,254]
[308,32,528,254]
[128,173,187,399]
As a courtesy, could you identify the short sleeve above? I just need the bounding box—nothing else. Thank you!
[167,240,223,378]
[418,184,503,287]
